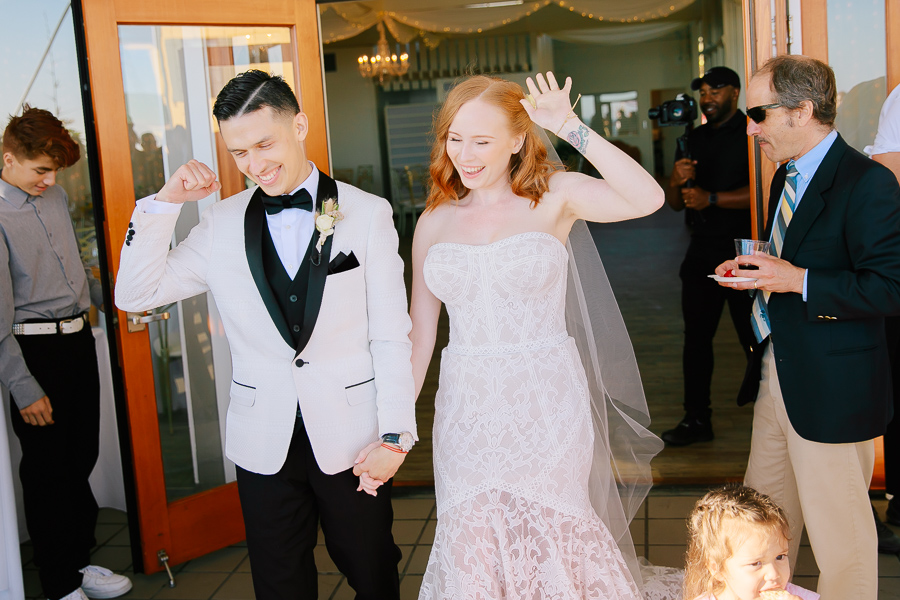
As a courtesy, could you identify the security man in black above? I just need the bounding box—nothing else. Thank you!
[661,66,755,446]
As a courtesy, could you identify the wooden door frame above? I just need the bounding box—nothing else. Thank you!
[79,0,328,573]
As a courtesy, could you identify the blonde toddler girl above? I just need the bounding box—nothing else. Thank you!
[684,485,819,600]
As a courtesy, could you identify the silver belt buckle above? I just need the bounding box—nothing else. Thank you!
[59,314,86,334]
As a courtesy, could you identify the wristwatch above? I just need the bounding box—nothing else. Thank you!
[708,191,718,205]
[382,432,415,453]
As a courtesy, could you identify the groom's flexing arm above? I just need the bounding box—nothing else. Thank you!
[115,160,221,311]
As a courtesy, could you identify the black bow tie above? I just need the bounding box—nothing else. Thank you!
[261,188,314,215]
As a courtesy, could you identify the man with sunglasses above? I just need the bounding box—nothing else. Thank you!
[661,66,755,447]
[716,55,900,599]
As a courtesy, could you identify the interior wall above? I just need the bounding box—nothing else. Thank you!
[323,23,742,191]
[552,32,694,175]
[322,38,546,198]
[323,46,385,195]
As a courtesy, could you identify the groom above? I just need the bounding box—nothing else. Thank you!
[115,71,417,599]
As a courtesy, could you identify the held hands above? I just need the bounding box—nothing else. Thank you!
[19,396,53,426]
[156,160,222,204]
[715,254,805,294]
[520,72,576,135]
[352,440,407,496]
[357,471,383,497]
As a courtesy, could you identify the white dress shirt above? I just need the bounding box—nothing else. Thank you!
[138,162,319,279]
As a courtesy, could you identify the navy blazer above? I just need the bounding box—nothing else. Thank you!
[737,134,900,443]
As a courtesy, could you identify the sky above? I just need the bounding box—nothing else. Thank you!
[1,0,86,138]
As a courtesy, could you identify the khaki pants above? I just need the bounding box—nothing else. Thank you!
[745,345,877,599]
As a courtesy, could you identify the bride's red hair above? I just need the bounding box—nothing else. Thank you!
[426,75,560,211]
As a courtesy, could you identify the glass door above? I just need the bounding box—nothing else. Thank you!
[80,0,328,573]
[118,24,298,502]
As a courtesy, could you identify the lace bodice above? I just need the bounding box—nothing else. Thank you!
[419,231,682,599]
[424,232,569,355]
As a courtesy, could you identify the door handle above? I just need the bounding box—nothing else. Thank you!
[126,311,170,333]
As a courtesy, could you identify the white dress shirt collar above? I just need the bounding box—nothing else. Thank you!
[289,162,319,204]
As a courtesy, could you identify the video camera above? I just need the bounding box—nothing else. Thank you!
[648,93,699,195]
[647,94,698,127]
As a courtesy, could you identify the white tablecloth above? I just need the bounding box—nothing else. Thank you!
[1,326,126,600]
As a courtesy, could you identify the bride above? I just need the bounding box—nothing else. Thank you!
[409,72,679,598]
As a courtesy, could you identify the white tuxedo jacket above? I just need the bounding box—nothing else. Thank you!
[115,179,417,475]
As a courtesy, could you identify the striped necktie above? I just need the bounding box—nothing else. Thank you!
[751,161,799,343]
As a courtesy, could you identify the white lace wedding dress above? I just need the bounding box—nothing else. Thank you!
[419,232,677,599]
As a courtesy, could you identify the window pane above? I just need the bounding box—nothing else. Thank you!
[118,24,294,501]
[828,0,887,153]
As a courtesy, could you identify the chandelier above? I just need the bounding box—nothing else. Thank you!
[357,21,409,83]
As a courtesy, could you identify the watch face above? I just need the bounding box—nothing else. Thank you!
[399,432,415,452]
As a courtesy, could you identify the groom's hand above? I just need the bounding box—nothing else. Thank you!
[352,441,407,484]
[156,160,221,204]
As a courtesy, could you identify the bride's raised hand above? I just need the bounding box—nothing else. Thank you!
[520,72,574,134]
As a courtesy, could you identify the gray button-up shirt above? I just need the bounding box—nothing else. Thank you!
[0,173,103,408]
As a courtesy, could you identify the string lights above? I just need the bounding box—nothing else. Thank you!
[325,1,693,46]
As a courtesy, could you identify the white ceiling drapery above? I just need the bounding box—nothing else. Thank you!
[320,0,696,44]
[549,21,689,45]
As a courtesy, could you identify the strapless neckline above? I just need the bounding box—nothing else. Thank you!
[426,231,566,254]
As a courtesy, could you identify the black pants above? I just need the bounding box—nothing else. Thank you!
[236,417,401,600]
[884,316,900,495]
[10,325,100,600]
[680,237,755,421]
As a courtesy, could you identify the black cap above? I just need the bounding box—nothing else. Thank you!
[691,66,741,91]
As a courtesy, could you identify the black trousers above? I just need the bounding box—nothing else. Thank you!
[680,237,755,421]
[236,417,401,600]
[10,325,100,600]
[884,316,900,495]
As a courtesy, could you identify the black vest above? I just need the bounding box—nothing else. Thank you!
[261,224,318,348]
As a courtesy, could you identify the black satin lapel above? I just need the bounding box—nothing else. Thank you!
[781,137,845,261]
[316,171,338,205]
[245,189,294,349]
[294,175,338,357]
[294,230,333,357]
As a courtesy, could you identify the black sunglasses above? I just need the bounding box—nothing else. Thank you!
[747,103,781,124]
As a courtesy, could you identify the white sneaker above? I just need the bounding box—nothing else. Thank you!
[57,588,89,600]
[79,565,133,599]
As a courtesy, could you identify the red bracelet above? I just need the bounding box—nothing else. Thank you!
[381,442,407,454]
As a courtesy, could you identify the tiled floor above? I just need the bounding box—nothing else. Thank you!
[19,488,900,599]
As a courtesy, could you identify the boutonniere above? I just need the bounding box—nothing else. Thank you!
[311,198,344,266]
